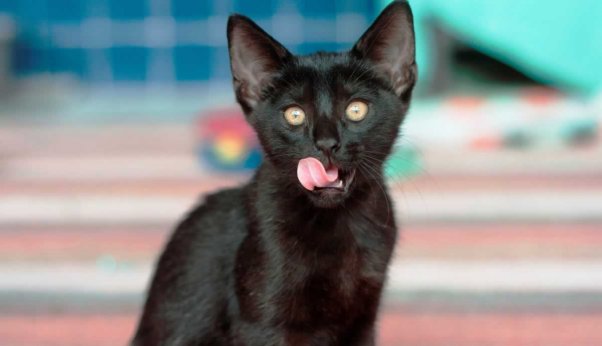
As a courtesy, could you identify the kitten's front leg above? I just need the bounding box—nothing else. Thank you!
[233,322,341,346]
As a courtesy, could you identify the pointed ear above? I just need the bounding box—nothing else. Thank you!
[227,15,292,113]
[351,1,417,100]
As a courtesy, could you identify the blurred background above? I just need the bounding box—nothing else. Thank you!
[1,0,601,345]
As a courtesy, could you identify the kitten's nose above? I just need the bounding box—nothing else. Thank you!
[313,117,340,156]
[315,137,340,155]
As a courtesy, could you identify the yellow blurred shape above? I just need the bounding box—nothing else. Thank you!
[214,134,246,163]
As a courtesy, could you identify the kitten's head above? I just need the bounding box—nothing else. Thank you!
[227,1,416,208]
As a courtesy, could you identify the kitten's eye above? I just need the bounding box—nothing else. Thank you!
[283,106,306,126]
[345,101,368,122]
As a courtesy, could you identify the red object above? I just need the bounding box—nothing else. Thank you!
[447,96,485,112]
[4,311,602,346]
[198,107,256,142]
[470,135,502,150]
[521,87,561,107]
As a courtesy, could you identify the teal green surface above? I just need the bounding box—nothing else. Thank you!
[385,146,422,180]
[381,0,602,94]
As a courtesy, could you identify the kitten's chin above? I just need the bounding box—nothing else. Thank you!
[306,189,348,208]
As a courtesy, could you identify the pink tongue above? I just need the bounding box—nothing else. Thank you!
[297,157,339,191]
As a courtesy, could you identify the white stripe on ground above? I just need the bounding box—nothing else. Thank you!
[1,190,602,224]
[393,189,602,222]
[388,260,602,292]
[420,148,602,176]
[0,195,190,225]
[1,260,602,294]
[0,155,201,181]
[0,263,150,294]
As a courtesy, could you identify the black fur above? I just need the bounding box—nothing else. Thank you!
[132,1,416,345]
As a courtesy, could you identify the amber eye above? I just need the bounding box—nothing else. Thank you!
[345,100,368,122]
[283,106,306,126]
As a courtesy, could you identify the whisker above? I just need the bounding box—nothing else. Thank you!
[358,161,392,226]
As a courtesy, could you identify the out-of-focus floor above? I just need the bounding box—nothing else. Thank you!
[1,98,602,345]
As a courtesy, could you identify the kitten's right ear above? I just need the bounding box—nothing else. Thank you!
[227,15,292,113]
[351,1,416,101]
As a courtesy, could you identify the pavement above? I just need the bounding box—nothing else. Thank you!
[1,122,602,345]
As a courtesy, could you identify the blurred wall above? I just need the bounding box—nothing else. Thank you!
[0,0,375,85]
[382,0,602,94]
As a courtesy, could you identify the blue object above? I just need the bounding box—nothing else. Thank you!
[2,0,376,84]
[199,144,262,172]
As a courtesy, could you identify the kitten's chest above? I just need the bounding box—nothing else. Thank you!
[271,218,394,325]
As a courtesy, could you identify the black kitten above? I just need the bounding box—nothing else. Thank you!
[132,1,416,345]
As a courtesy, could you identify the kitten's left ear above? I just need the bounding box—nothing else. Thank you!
[351,1,417,100]
[227,15,292,113]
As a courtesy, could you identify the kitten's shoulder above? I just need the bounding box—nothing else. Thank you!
[179,186,247,236]
[156,186,248,275]
[198,186,245,211]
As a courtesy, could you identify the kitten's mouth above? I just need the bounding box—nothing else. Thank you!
[297,157,356,193]
[313,168,356,192]
[297,157,356,207]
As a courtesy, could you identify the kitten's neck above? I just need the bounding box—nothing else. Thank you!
[242,162,396,260]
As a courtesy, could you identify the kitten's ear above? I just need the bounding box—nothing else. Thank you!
[227,15,292,113]
[351,1,417,100]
